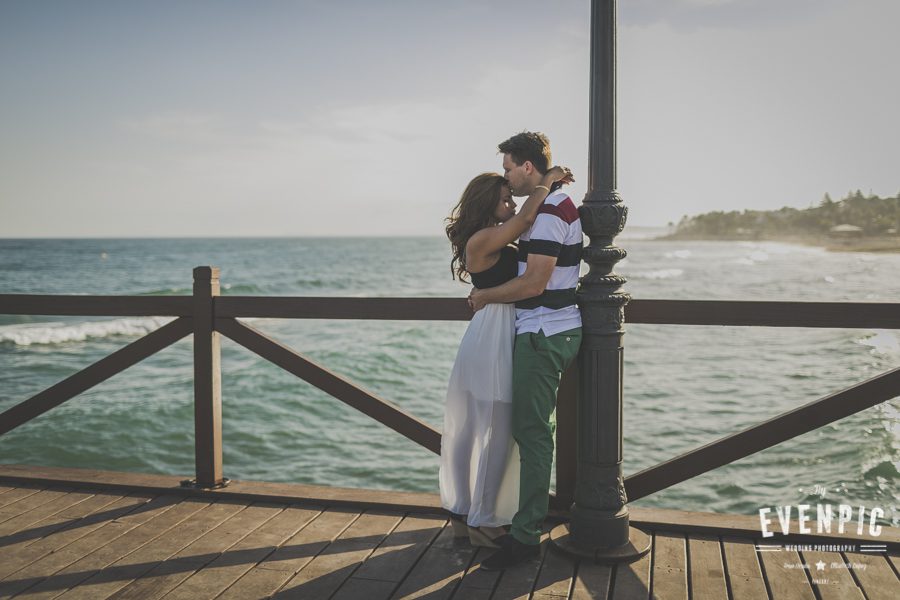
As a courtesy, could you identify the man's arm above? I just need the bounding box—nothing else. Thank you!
[469,254,556,311]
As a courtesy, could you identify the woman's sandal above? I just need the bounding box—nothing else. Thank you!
[467,525,508,548]
[448,513,469,539]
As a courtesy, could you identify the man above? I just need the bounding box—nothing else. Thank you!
[469,131,583,570]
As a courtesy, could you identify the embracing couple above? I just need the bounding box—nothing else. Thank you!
[441,131,583,571]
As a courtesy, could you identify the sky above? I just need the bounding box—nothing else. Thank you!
[1,0,897,237]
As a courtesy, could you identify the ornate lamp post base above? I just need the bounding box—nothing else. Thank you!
[550,522,651,563]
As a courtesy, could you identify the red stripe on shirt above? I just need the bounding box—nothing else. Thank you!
[537,197,579,224]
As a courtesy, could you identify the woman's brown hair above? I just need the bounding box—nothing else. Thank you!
[445,173,507,282]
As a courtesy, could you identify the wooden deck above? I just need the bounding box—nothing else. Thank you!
[0,468,897,599]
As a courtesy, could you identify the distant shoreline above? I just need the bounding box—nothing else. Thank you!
[653,233,900,253]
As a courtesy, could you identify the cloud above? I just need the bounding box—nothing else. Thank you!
[621,0,843,30]
[260,103,439,145]
[119,112,228,143]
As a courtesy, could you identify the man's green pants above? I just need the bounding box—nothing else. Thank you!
[510,327,582,545]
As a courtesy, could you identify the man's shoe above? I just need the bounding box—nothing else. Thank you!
[479,535,540,571]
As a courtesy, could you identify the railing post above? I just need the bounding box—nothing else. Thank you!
[190,266,226,488]
[551,0,650,562]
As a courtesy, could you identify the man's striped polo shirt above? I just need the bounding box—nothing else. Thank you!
[515,188,583,336]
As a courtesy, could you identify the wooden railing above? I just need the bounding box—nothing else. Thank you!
[1,266,899,509]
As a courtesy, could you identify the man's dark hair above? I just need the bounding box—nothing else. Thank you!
[498,131,552,175]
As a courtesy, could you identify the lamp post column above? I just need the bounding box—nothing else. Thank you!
[550,0,650,562]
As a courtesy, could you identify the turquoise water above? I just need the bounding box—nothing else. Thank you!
[0,237,898,523]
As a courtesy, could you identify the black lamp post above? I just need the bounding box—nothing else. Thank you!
[550,0,651,562]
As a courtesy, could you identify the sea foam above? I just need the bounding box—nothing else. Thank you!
[0,317,176,346]
[631,269,684,280]
[857,330,900,356]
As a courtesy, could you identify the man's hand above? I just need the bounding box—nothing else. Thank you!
[543,165,574,186]
[468,289,489,312]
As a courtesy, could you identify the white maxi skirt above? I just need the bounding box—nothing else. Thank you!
[439,302,520,527]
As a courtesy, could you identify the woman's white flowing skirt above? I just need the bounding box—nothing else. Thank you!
[439,302,520,527]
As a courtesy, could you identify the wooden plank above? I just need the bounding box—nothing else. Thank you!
[0,488,77,525]
[216,318,441,454]
[332,578,398,600]
[272,511,403,599]
[0,295,193,317]
[390,525,479,600]
[0,486,49,514]
[45,497,210,600]
[571,559,612,600]
[758,545,815,599]
[0,492,141,581]
[687,534,727,600]
[350,513,446,583]
[159,504,321,600]
[450,547,500,600]
[626,365,900,502]
[488,533,549,600]
[215,508,355,600]
[0,494,166,597]
[0,467,893,548]
[626,299,900,329]
[0,489,93,531]
[610,544,651,600]
[6,495,194,600]
[110,502,281,600]
[215,296,472,321]
[652,532,687,599]
[0,464,445,514]
[842,551,899,600]
[532,545,577,599]
[798,550,865,600]
[0,486,46,512]
[721,537,768,599]
[53,499,239,600]
[0,490,125,554]
[0,317,193,436]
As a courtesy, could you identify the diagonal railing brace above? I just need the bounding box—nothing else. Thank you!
[215,317,441,455]
[0,317,194,436]
[625,366,900,501]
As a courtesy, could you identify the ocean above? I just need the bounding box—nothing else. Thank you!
[1,236,898,522]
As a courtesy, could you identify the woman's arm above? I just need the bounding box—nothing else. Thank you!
[466,166,573,259]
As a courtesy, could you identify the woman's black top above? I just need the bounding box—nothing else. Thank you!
[470,245,518,289]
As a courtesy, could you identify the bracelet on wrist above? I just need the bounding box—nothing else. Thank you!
[534,185,550,193]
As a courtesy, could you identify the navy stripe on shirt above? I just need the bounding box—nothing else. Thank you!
[518,239,582,267]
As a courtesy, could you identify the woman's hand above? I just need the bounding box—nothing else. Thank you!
[541,165,574,187]
[468,289,488,312]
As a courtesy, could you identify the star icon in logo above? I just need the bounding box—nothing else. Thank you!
[816,561,826,571]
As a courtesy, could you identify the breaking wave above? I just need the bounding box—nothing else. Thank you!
[0,317,176,346]
[857,330,900,356]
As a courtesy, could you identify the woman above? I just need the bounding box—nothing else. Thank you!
[441,166,572,546]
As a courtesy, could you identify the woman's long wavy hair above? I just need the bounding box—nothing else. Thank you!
[445,173,507,283]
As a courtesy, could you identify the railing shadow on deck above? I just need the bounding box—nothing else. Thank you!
[0,497,578,599]
[1,266,899,510]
